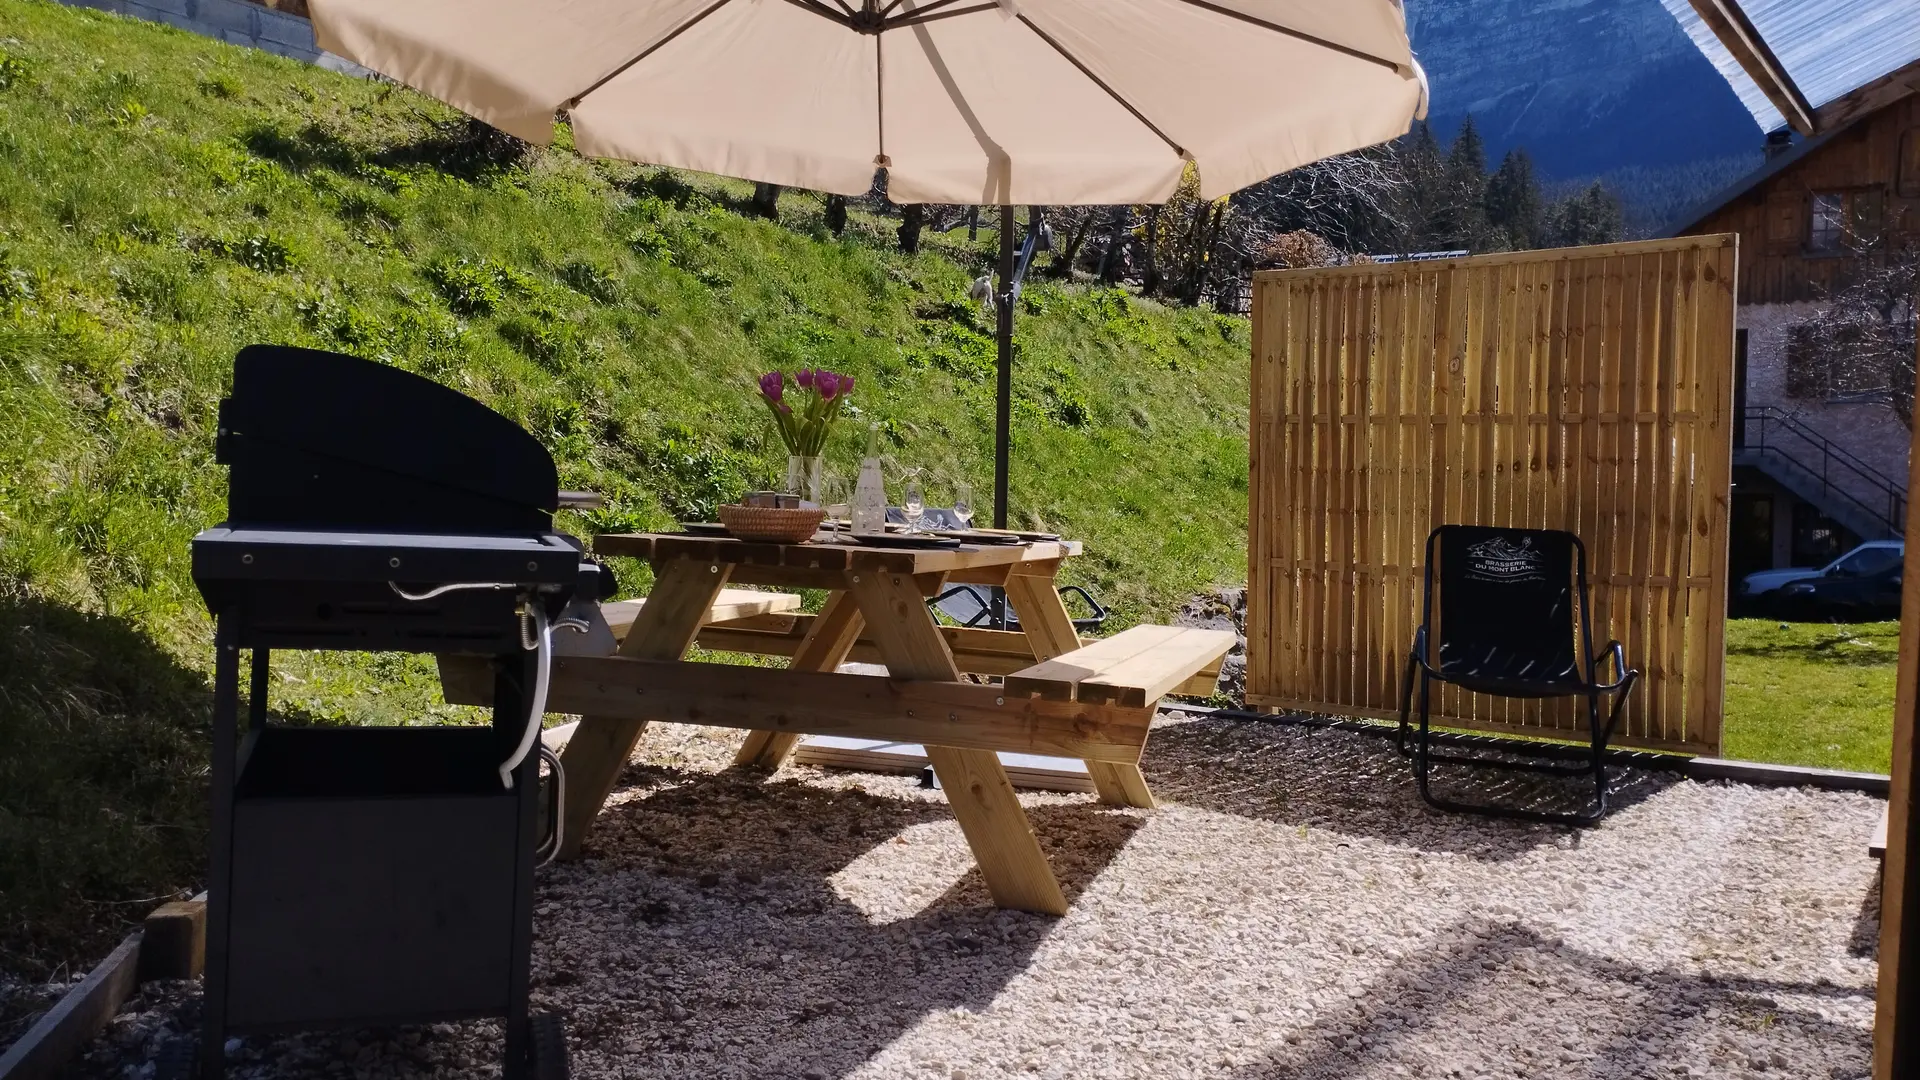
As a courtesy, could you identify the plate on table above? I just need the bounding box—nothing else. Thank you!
[850,533,963,550]
[964,529,1061,542]
[676,522,731,537]
[928,530,1024,545]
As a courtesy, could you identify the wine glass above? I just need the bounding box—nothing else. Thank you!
[952,481,974,532]
[822,475,850,542]
[904,474,925,534]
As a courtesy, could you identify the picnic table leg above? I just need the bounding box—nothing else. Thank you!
[734,589,866,768]
[1004,571,1158,810]
[852,570,1069,916]
[556,558,730,859]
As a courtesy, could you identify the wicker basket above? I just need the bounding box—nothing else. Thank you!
[717,503,827,544]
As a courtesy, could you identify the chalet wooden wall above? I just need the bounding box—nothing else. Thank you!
[1684,95,1920,306]
[1246,236,1738,755]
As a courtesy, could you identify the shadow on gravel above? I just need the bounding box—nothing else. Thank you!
[1848,875,1882,959]
[544,763,1145,1079]
[1231,920,1874,1079]
[79,761,1147,1079]
[1144,715,1677,862]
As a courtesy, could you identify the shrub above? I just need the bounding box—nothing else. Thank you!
[197,231,297,273]
[559,259,620,304]
[424,257,511,315]
[0,52,30,91]
[196,71,241,99]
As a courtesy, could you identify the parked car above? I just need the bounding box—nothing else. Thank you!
[1774,558,1904,621]
[1737,540,1905,613]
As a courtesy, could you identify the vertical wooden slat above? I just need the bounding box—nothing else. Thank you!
[1247,276,1273,705]
[1691,239,1739,752]
[1375,272,1406,708]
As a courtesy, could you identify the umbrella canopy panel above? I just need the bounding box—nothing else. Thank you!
[313,0,1427,205]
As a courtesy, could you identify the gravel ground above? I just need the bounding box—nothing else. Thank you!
[66,713,1883,1080]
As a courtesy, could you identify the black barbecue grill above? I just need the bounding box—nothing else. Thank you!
[180,345,596,1080]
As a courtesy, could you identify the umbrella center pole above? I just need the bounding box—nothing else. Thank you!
[994,205,1016,534]
[992,206,1047,631]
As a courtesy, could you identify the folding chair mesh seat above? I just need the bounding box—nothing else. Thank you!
[1397,525,1639,826]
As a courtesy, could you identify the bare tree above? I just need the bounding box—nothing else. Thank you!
[1042,205,1100,277]
[750,182,782,220]
[1796,241,1920,428]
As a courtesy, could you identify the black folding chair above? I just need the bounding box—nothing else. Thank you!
[1397,525,1639,826]
[886,506,1108,633]
[929,582,1107,632]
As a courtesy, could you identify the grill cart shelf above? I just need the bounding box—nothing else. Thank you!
[179,346,596,1080]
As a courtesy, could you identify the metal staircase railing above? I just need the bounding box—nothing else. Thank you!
[1737,406,1907,538]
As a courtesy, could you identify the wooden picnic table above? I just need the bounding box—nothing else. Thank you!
[438,531,1233,915]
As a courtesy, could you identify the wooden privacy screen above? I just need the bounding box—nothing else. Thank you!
[1246,235,1738,755]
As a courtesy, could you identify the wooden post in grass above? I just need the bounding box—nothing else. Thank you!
[1875,330,1920,1080]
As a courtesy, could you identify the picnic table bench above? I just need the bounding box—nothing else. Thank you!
[438,532,1233,915]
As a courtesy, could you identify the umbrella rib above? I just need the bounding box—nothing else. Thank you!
[1016,16,1185,158]
[1172,0,1403,72]
[887,2,998,29]
[567,0,739,106]
[781,0,857,27]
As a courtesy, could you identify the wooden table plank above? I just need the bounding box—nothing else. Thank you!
[444,655,1153,761]
[595,533,1066,574]
[555,557,729,859]
[735,588,865,768]
[1077,628,1239,708]
[1004,571,1157,810]
[601,588,803,638]
[850,569,1069,915]
[1003,625,1189,702]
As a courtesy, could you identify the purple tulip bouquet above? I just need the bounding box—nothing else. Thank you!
[757,368,854,458]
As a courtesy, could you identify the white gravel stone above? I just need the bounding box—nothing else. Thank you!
[63,714,1882,1079]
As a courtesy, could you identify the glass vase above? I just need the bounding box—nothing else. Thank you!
[786,454,823,505]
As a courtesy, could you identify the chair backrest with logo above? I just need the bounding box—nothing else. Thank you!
[1427,525,1588,692]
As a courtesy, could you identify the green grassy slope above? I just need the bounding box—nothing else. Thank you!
[0,0,1251,975]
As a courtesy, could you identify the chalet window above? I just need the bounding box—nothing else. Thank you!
[1807,189,1887,253]
[1809,192,1846,252]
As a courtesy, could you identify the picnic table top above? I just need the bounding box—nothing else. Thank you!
[595,532,1080,575]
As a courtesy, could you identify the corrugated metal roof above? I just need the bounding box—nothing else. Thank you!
[1656,0,1920,132]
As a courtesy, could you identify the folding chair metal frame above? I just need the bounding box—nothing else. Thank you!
[1395,526,1640,827]
[929,583,1107,633]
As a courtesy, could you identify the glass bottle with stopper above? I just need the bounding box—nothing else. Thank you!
[851,422,888,535]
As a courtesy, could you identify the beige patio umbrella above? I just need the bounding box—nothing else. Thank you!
[310,0,1428,523]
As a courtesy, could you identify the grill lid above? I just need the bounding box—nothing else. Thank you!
[217,345,559,534]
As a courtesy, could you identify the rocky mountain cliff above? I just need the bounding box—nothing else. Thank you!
[1406,0,1761,181]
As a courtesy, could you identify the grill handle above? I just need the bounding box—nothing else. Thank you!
[498,604,553,789]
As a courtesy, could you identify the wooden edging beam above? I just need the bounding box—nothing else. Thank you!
[0,935,142,1080]
[0,894,210,1080]
[1688,757,1891,795]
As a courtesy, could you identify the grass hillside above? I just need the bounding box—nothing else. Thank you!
[0,0,1251,978]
